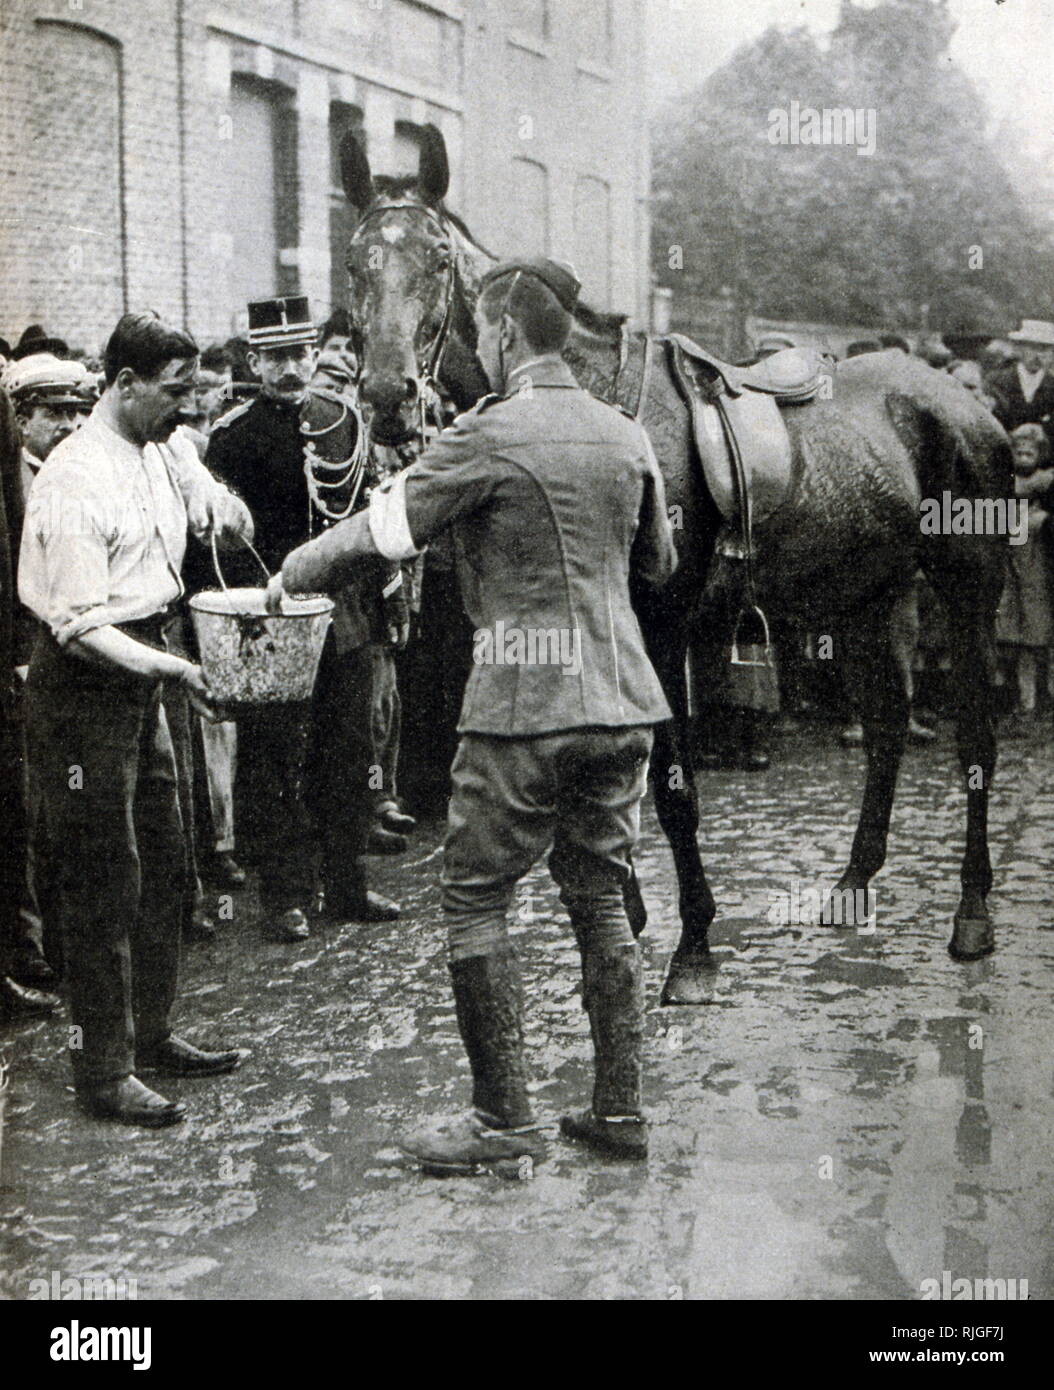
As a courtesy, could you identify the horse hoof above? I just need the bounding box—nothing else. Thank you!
[948,913,995,962]
[660,949,719,1005]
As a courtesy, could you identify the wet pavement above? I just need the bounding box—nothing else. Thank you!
[1,722,1052,1301]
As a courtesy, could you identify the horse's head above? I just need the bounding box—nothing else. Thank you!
[340,123,461,446]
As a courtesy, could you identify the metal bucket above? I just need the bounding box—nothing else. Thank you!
[189,538,333,708]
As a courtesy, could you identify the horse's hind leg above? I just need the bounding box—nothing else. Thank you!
[831,603,910,923]
[925,561,999,960]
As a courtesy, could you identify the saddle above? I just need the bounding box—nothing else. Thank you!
[664,333,826,525]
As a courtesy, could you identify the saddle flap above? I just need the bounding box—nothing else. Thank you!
[665,338,794,525]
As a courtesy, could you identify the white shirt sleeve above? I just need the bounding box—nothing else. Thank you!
[19,464,115,645]
[160,427,245,542]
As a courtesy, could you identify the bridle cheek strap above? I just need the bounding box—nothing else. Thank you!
[349,201,459,447]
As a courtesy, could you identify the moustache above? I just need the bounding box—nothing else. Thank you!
[277,375,306,391]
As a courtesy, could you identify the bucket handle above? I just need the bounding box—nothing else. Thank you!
[210,532,272,616]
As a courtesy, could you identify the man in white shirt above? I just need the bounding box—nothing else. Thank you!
[19,311,254,1127]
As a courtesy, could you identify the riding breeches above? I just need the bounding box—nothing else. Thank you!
[441,725,653,962]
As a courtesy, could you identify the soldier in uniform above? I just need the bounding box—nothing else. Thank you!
[204,297,399,939]
[270,258,677,1173]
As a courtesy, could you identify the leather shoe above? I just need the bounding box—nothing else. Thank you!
[273,907,310,941]
[380,806,416,834]
[8,950,59,989]
[77,1075,186,1128]
[137,1035,245,1077]
[186,906,216,941]
[324,889,401,923]
[207,852,247,888]
[0,974,60,1017]
[366,825,410,855]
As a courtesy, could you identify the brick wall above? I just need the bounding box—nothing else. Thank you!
[1,0,651,353]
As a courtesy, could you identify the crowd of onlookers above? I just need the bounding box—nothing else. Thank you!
[0,306,415,1030]
[1,309,1052,1026]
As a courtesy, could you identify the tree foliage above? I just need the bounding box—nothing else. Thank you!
[652,0,1054,332]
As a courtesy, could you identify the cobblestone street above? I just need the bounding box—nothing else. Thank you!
[2,723,1052,1301]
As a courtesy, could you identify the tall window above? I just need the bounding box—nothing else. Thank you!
[224,75,298,307]
[573,175,611,306]
[33,22,123,340]
[508,158,548,258]
[329,103,366,316]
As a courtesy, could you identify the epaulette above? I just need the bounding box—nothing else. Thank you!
[209,398,254,431]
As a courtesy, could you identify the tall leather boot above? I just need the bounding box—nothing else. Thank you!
[398,950,548,1176]
[561,940,649,1160]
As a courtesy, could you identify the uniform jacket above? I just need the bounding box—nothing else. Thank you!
[284,356,677,736]
[988,363,1054,445]
[201,391,388,648]
[203,393,313,582]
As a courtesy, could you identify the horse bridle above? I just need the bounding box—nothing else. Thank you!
[348,200,459,448]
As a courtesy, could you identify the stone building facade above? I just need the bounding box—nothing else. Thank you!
[1,0,650,352]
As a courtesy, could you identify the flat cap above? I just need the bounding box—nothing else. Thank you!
[247,296,316,350]
[480,257,581,315]
[1,352,89,406]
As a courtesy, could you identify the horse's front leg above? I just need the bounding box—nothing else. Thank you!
[640,617,719,1004]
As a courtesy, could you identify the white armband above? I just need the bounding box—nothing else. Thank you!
[368,471,421,561]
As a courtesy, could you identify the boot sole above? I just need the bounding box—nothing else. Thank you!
[77,1101,186,1128]
[136,1059,243,1078]
[560,1115,649,1160]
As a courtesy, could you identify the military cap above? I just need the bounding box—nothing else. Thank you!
[247,296,316,351]
[480,257,581,315]
[1,352,89,407]
[12,324,69,361]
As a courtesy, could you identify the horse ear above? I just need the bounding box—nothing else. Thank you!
[417,123,450,205]
[340,129,373,212]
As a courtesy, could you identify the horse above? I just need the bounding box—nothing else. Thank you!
[337,125,1012,1004]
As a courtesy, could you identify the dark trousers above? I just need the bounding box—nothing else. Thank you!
[160,615,205,927]
[26,629,185,1086]
[307,640,400,903]
[236,701,316,912]
[0,704,28,976]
